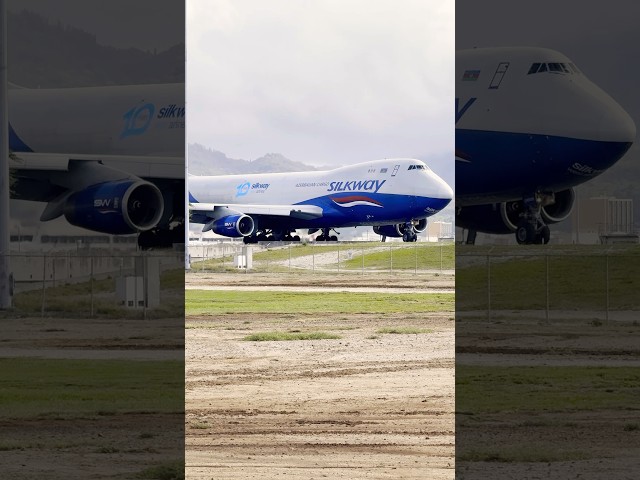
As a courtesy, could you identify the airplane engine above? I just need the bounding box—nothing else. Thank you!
[64,180,164,234]
[456,203,516,234]
[457,188,576,235]
[373,224,404,237]
[210,214,255,238]
[413,218,428,233]
[540,188,575,224]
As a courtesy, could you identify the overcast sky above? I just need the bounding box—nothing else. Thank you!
[457,0,640,174]
[186,0,454,170]
[7,0,184,52]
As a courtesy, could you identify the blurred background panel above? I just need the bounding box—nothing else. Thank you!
[456,1,640,478]
[0,1,185,478]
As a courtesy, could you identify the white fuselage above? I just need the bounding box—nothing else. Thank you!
[9,83,184,157]
[189,158,452,229]
[456,47,635,205]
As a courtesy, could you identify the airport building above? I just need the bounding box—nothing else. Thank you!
[572,196,638,244]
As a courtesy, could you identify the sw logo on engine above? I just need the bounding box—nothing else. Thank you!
[94,199,112,208]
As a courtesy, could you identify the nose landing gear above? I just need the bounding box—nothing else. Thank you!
[402,222,418,242]
[515,193,551,245]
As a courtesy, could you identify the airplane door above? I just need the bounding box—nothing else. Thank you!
[489,62,509,89]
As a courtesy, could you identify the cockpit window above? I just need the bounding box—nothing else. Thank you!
[527,62,577,75]
[408,164,428,171]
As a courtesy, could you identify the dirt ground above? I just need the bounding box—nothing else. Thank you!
[0,315,184,480]
[186,272,455,479]
[456,314,640,480]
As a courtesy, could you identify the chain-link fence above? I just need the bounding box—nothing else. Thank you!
[3,251,184,318]
[457,249,640,322]
[188,241,455,275]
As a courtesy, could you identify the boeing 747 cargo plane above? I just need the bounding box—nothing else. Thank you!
[456,47,635,244]
[8,83,184,249]
[189,158,452,243]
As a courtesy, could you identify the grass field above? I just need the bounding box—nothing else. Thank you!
[456,365,640,414]
[8,268,185,319]
[456,245,640,311]
[0,358,184,418]
[341,243,453,270]
[186,290,454,316]
[243,331,342,341]
[192,242,454,272]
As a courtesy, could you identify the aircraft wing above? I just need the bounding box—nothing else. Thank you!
[190,203,323,231]
[10,152,183,180]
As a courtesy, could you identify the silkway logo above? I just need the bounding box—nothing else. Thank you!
[327,179,385,194]
[236,181,270,197]
[157,104,185,119]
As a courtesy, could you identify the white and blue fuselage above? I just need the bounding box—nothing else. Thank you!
[456,47,634,205]
[189,158,452,240]
[455,47,635,243]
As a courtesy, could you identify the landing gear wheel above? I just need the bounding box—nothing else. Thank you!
[402,230,417,243]
[138,228,177,250]
[516,222,536,245]
[541,225,550,244]
[317,228,338,242]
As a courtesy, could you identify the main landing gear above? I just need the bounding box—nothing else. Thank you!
[243,229,301,244]
[315,228,338,242]
[138,225,184,250]
[515,193,551,245]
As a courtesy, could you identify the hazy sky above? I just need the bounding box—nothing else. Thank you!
[187,0,454,169]
[457,0,640,174]
[7,0,184,52]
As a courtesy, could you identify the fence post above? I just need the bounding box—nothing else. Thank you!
[337,242,340,273]
[545,255,549,323]
[361,244,364,276]
[289,244,291,273]
[390,243,393,273]
[440,243,443,271]
[312,242,315,274]
[487,255,491,320]
[90,256,94,318]
[41,254,46,318]
[143,253,148,320]
[606,254,610,324]
[415,242,418,274]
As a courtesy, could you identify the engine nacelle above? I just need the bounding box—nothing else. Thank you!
[64,180,164,234]
[456,188,576,234]
[210,214,255,238]
[413,218,428,233]
[541,188,575,224]
[456,204,515,234]
[373,224,403,238]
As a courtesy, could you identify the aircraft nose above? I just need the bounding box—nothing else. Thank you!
[428,172,453,202]
[597,102,636,144]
